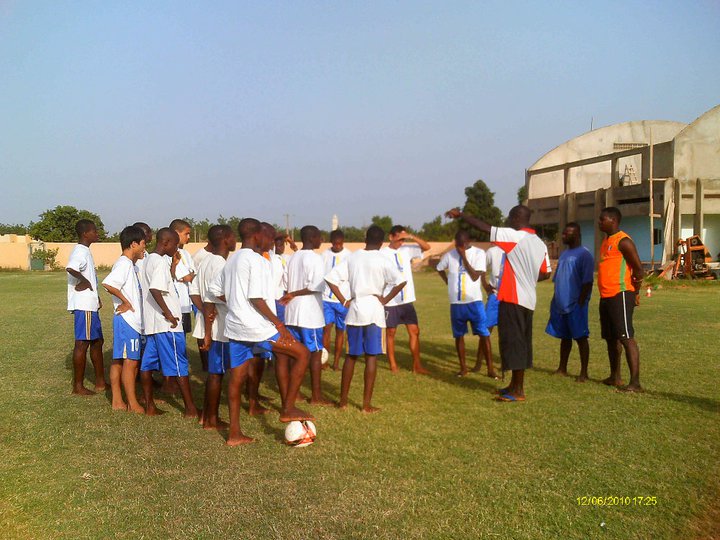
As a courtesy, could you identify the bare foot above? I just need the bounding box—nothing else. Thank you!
[321,364,331,371]
[145,406,164,416]
[552,369,569,376]
[279,407,315,422]
[413,366,430,375]
[249,404,270,416]
[127,404,145,414]
[226,435,255,446]
[362,406,381,414]
[336,401,348,410]
[602,376,624,387]
[95,383,109,392]
[575,375,589,383]
[307,397,335,406]
[470,364,483,373]
[332,363,340,371]
[112,401,127,411]
[487,371,500,380]
[72,386,96,396]
[617,384,643,393]
[203,419,230,431]
[455,369,468,378]
[390,366,400,374]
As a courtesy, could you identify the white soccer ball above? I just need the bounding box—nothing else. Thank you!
[320,348,329,365]
[284,420,317,448]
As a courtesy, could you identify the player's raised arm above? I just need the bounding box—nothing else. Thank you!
[445,208,492,234]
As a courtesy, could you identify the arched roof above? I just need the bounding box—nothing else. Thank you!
[528,120,686,171]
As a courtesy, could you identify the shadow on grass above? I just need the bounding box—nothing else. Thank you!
[645,390,720,413]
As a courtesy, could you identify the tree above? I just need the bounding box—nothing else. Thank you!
[0,223,28,235]
[419,216,457,241]
[460,180,504,241]
[371,215,393,233]
[29,205,107,242]
[517,184,528,205]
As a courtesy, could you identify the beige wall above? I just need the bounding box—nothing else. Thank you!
[1,239,454,270]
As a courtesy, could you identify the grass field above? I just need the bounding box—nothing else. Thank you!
[1,270,718,539]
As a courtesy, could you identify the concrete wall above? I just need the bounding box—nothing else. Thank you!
[0,240,454,270]
[674,104,720,181]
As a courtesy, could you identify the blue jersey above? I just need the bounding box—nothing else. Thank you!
[552,246,594,314]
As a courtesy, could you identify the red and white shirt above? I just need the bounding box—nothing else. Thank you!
[490,227,551,311]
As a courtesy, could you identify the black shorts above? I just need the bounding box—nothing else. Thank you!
[599,291,635,340]
[498,301,534,371]
[385,303,419,328]
[182,312,192,334]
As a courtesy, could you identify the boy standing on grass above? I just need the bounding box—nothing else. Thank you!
[597,207,644,392]
[139,228,201,418]
[169,219,197,334]
[380,225,430,375]
[191,225,236,430]
[281,225,333,406]
[209,218,313,446]
[321,229,351,371]
[66,219,107,395]
[325,225,406,413]
[101,225,146,412]
[436,230,498,379]
[546,223,594,382]
[446,206,551,402]
[271,234,289,323]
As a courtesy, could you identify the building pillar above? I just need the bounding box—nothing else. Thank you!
[611,156,619,187]
[563,167,570,194]
[567,192,577,223]
[673,178,682,243]
[694,178,704,238]
[594,188,605,268]
[558,194,568,255]
[605,186,616,208]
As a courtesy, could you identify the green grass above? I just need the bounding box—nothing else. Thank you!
[1,271,718,539]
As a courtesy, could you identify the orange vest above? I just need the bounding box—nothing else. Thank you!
[597,231,634,298]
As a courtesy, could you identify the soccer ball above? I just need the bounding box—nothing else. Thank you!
[284,421,317,448]
[320,348,329,364]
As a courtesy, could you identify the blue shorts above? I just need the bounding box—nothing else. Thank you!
[288,326,324,353]
[546,301,590,340]
[228,333,280,369]
[275,301,286,323]
[112,315,142,360]
[140,332,189,377]
[323,301,348,330]
[73,310,103,341]
[208,340,229,375]
[347,324,384,356]
[450,301,490,338]
[485,294,499,328]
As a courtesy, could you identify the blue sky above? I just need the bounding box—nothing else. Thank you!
[1,1,719,233]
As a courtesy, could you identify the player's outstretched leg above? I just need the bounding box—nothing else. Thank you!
[121,359,144,413]
[109,360,126,410]
[362,355,380,413]
[226,364,254,446]
[71,340,95,396]
[455,336,468,377]
[89,338,107,392]
[248,357,270,416]
[272,340,314,422]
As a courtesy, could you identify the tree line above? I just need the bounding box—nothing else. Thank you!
[4,180,538,243]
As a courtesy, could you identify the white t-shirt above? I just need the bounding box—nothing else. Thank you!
[190,253,229,342]
[271,253,288,300]
[142,253,184,335]
[436,246,487,304]
[380,244,422,306]
[66,244,100,311]
[490,227,551,311]
[325,249,405,328]
[485,245,505,291]
[102,255,144,333]
[209,248,276,343]
[174,247,196,314]
[192,246,211,269]
[321,247,351,303]
[284,250,325,329]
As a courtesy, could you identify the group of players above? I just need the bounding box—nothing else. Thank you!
[66,204,644,444]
